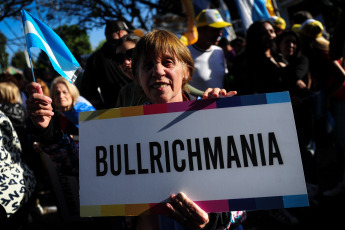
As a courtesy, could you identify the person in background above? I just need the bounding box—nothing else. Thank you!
[188,9,231,91]
[290,10,313,32]
[26,29,244,230]
[229,37,246,57]
[322,10,345,197]
[268,16,286,36]
[115,33,148,107]
[276,30,316,185]
[298,19,345,196]
[0,80,28,151]
[0,110,37,228]
[50,76,95,128]
[30,76,95,176]
[79,20,132,109]
[231,20,287,95]
[277,30,310,90]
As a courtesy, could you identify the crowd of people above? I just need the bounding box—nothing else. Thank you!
[0,7,345,230]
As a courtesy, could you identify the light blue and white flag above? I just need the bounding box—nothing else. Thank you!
[21,9,81,84]
[235,0,270,32]
[218,0,236,40]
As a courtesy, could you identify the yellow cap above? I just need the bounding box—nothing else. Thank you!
[299,19,324,38]
[196,9,232,28]
[269,16,286,30]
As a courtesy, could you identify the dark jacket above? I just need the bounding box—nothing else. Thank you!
[79,41,131,109]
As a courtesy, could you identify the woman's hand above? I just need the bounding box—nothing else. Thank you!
[166,192,209,229]
[26,82,54,130]
[202,88,237,99]
[296,79,307,89]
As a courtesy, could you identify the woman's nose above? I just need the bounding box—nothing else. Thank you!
[124,58,132,65]
[153,63,165,77]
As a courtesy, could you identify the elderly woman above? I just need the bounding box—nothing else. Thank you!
[26,30,243,229]
[29,76,95,176]
[50,76,95,127]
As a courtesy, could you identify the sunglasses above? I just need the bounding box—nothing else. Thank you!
[115,48,134,65]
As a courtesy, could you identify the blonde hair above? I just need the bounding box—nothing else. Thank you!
[50,76,80,105]
[132,29,194,90]
[0,81,22,104]
[36,78,50,97]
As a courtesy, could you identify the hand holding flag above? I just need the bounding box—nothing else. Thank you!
[21,9,81,84]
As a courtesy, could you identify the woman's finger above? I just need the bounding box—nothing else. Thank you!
[226,90,237,97]
[169,193,209,229]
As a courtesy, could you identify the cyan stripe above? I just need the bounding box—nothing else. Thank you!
[252,0,270,21]
[23,11,79,66]
[283,194,309,208]
[25,33,69,79]
[266,91,291,104]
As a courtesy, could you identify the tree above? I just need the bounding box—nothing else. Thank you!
[11,51,26,70]
[0,32,9,72]
[38,0,185,31]
[54,24,92,56]
[0,0,34,22]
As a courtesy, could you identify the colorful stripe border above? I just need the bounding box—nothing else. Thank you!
[80,193,309,217]
[79,92,291,122]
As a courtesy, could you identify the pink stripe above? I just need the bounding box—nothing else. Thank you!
[168,99,217,113]
[143,103,167,115]
[194,200,229,213]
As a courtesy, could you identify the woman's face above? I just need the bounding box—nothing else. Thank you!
[116,41,136,80]
[262,22,276,45]
[279,34,297,59]
[138,52,187,104]
[53,82,73,111]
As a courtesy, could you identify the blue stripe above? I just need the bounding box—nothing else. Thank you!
[25,33,69,79]
[266,91,291,104]
[23,10,79,66]
[216,96,242,108]
[241,94,267,106]
[22,9,79,80]
[256,196,284,209]
[283,194,309,208]
[229,198,256,211]
[252,0,270,22]
[228,194,309,211]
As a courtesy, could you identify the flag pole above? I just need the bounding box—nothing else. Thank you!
[29,57,36,82]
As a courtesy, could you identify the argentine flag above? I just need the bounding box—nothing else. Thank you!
[235,0,271,32]
[21,9,81,84]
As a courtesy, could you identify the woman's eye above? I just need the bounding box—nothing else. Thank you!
[163,59,174,66]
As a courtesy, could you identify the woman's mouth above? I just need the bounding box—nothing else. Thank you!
[151,82,170,89]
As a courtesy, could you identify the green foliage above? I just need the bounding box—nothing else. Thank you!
[11,51,26,70]
[54,24,92,56]
[0,32,9,72]
[34,51,51,71]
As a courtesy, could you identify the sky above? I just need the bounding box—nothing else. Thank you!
[0,11,105,67]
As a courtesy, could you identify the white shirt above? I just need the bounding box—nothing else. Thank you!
[188,44,227,91]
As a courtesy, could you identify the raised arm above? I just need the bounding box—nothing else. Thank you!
[26,82,54,130]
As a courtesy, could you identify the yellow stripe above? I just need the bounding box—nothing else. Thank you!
[79,110,99,121]
[126,203,151,216]
[120,105,144,117]
[98,108,121,119]
[80,205,101,217]
[101,204,126,216]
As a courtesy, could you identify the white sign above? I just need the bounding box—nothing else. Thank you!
[79,92,308,216]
